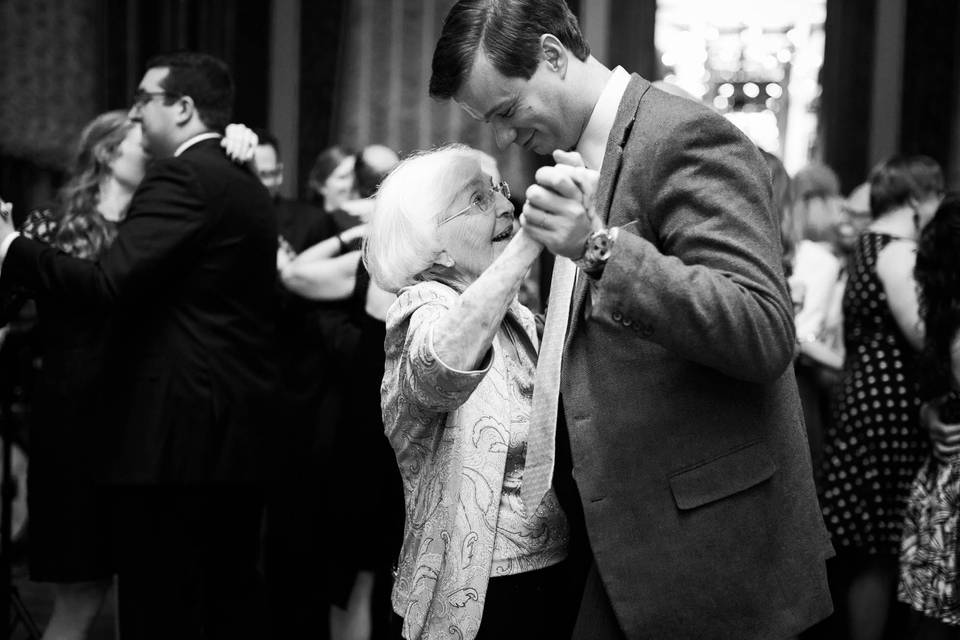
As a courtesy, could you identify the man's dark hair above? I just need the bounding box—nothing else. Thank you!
[869,155,944,218]
[429,0,589,100]
[253,128,280,157]
[146,51,234,132]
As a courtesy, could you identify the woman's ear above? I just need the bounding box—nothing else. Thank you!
[433,249,456,269]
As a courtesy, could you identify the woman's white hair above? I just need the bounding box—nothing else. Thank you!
[363,143,482,293]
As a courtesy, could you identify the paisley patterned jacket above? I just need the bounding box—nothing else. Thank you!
[383,280,568,640]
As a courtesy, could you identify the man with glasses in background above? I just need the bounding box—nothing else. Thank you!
[0,51,276,639]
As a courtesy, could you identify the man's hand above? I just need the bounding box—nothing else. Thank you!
[0,198,16,244]
[921,398,960,462]
[520,150,601,259]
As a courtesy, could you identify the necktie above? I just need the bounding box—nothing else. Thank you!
[522,255,577,513]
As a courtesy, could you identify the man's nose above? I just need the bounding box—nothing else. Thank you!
[492,121,516,150]
[128,105,141,121]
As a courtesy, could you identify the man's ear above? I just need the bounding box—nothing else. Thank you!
[539,34,568,77]
[174,95,196,126]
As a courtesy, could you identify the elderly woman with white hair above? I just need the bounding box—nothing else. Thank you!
[364,144,574,640]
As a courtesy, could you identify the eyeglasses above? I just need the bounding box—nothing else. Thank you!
[131,89,180,109]
[439,180,511,225]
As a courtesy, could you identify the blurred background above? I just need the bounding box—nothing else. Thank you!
[0,0,958,220]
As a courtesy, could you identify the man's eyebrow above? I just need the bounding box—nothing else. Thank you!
[482,98,513,122]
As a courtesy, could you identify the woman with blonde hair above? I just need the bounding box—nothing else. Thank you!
[3,111,145,640]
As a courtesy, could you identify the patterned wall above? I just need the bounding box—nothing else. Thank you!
[0,0,100,169]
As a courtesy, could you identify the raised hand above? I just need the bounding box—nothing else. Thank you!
[520,150,601,259]
[221,124,259,164]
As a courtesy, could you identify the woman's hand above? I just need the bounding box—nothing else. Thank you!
[921,398,960,462]
[521,154,600,260]
[221,124,259,164]
[277,235,296,271]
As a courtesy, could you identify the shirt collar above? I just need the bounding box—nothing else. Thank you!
[575,66,631,171]
[174,132,222,157]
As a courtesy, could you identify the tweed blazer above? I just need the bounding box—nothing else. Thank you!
[384,281,568,640]
[559,75,834,638]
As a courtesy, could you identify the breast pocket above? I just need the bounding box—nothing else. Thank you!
[668,440,777,510]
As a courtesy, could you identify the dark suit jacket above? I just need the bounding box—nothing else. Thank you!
[2,138,278,486]
[561,76,833,638]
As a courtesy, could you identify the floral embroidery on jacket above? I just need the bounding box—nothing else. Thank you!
[384,281,569,640]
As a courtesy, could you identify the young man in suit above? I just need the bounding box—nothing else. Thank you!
[430,1,834,638]
[0,52,276,639]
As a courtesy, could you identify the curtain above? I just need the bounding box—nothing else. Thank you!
[332,0,538,191]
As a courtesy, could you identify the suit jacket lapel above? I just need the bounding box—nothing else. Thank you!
[563,75,650,354]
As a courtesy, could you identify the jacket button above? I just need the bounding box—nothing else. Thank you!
[612,311,622,322]
[622,318,632,327]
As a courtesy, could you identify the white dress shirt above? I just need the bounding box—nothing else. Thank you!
[575,66,630,172]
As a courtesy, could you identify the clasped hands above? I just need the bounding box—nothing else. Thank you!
[521,150,602,260]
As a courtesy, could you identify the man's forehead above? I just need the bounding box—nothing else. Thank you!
[454,53,515,121]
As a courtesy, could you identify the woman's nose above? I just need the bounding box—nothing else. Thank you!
[496,193,515,216]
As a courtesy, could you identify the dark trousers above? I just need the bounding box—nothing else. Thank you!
[389,560,581,640]
[110,486,266,640]
[474,560,581,639]
[554,398,627,640]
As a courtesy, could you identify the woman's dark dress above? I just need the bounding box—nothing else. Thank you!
[820,232,929,556]
[328,263,404,631]
[16,210,114,581]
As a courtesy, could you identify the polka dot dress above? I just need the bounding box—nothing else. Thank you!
[820,232,929,556]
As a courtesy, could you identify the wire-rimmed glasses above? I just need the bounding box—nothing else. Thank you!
[439,180,511,225]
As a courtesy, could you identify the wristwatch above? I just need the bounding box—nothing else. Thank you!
[574,226,619,276]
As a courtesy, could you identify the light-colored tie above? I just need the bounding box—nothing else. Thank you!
[522,255,578,513]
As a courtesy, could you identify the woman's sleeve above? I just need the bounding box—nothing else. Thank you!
[0,209,52,324]
[392,288,493,413]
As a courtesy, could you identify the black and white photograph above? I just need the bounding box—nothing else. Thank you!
[0,1,958,638]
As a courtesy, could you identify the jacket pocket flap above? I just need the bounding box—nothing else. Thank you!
[668,440,777,510]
